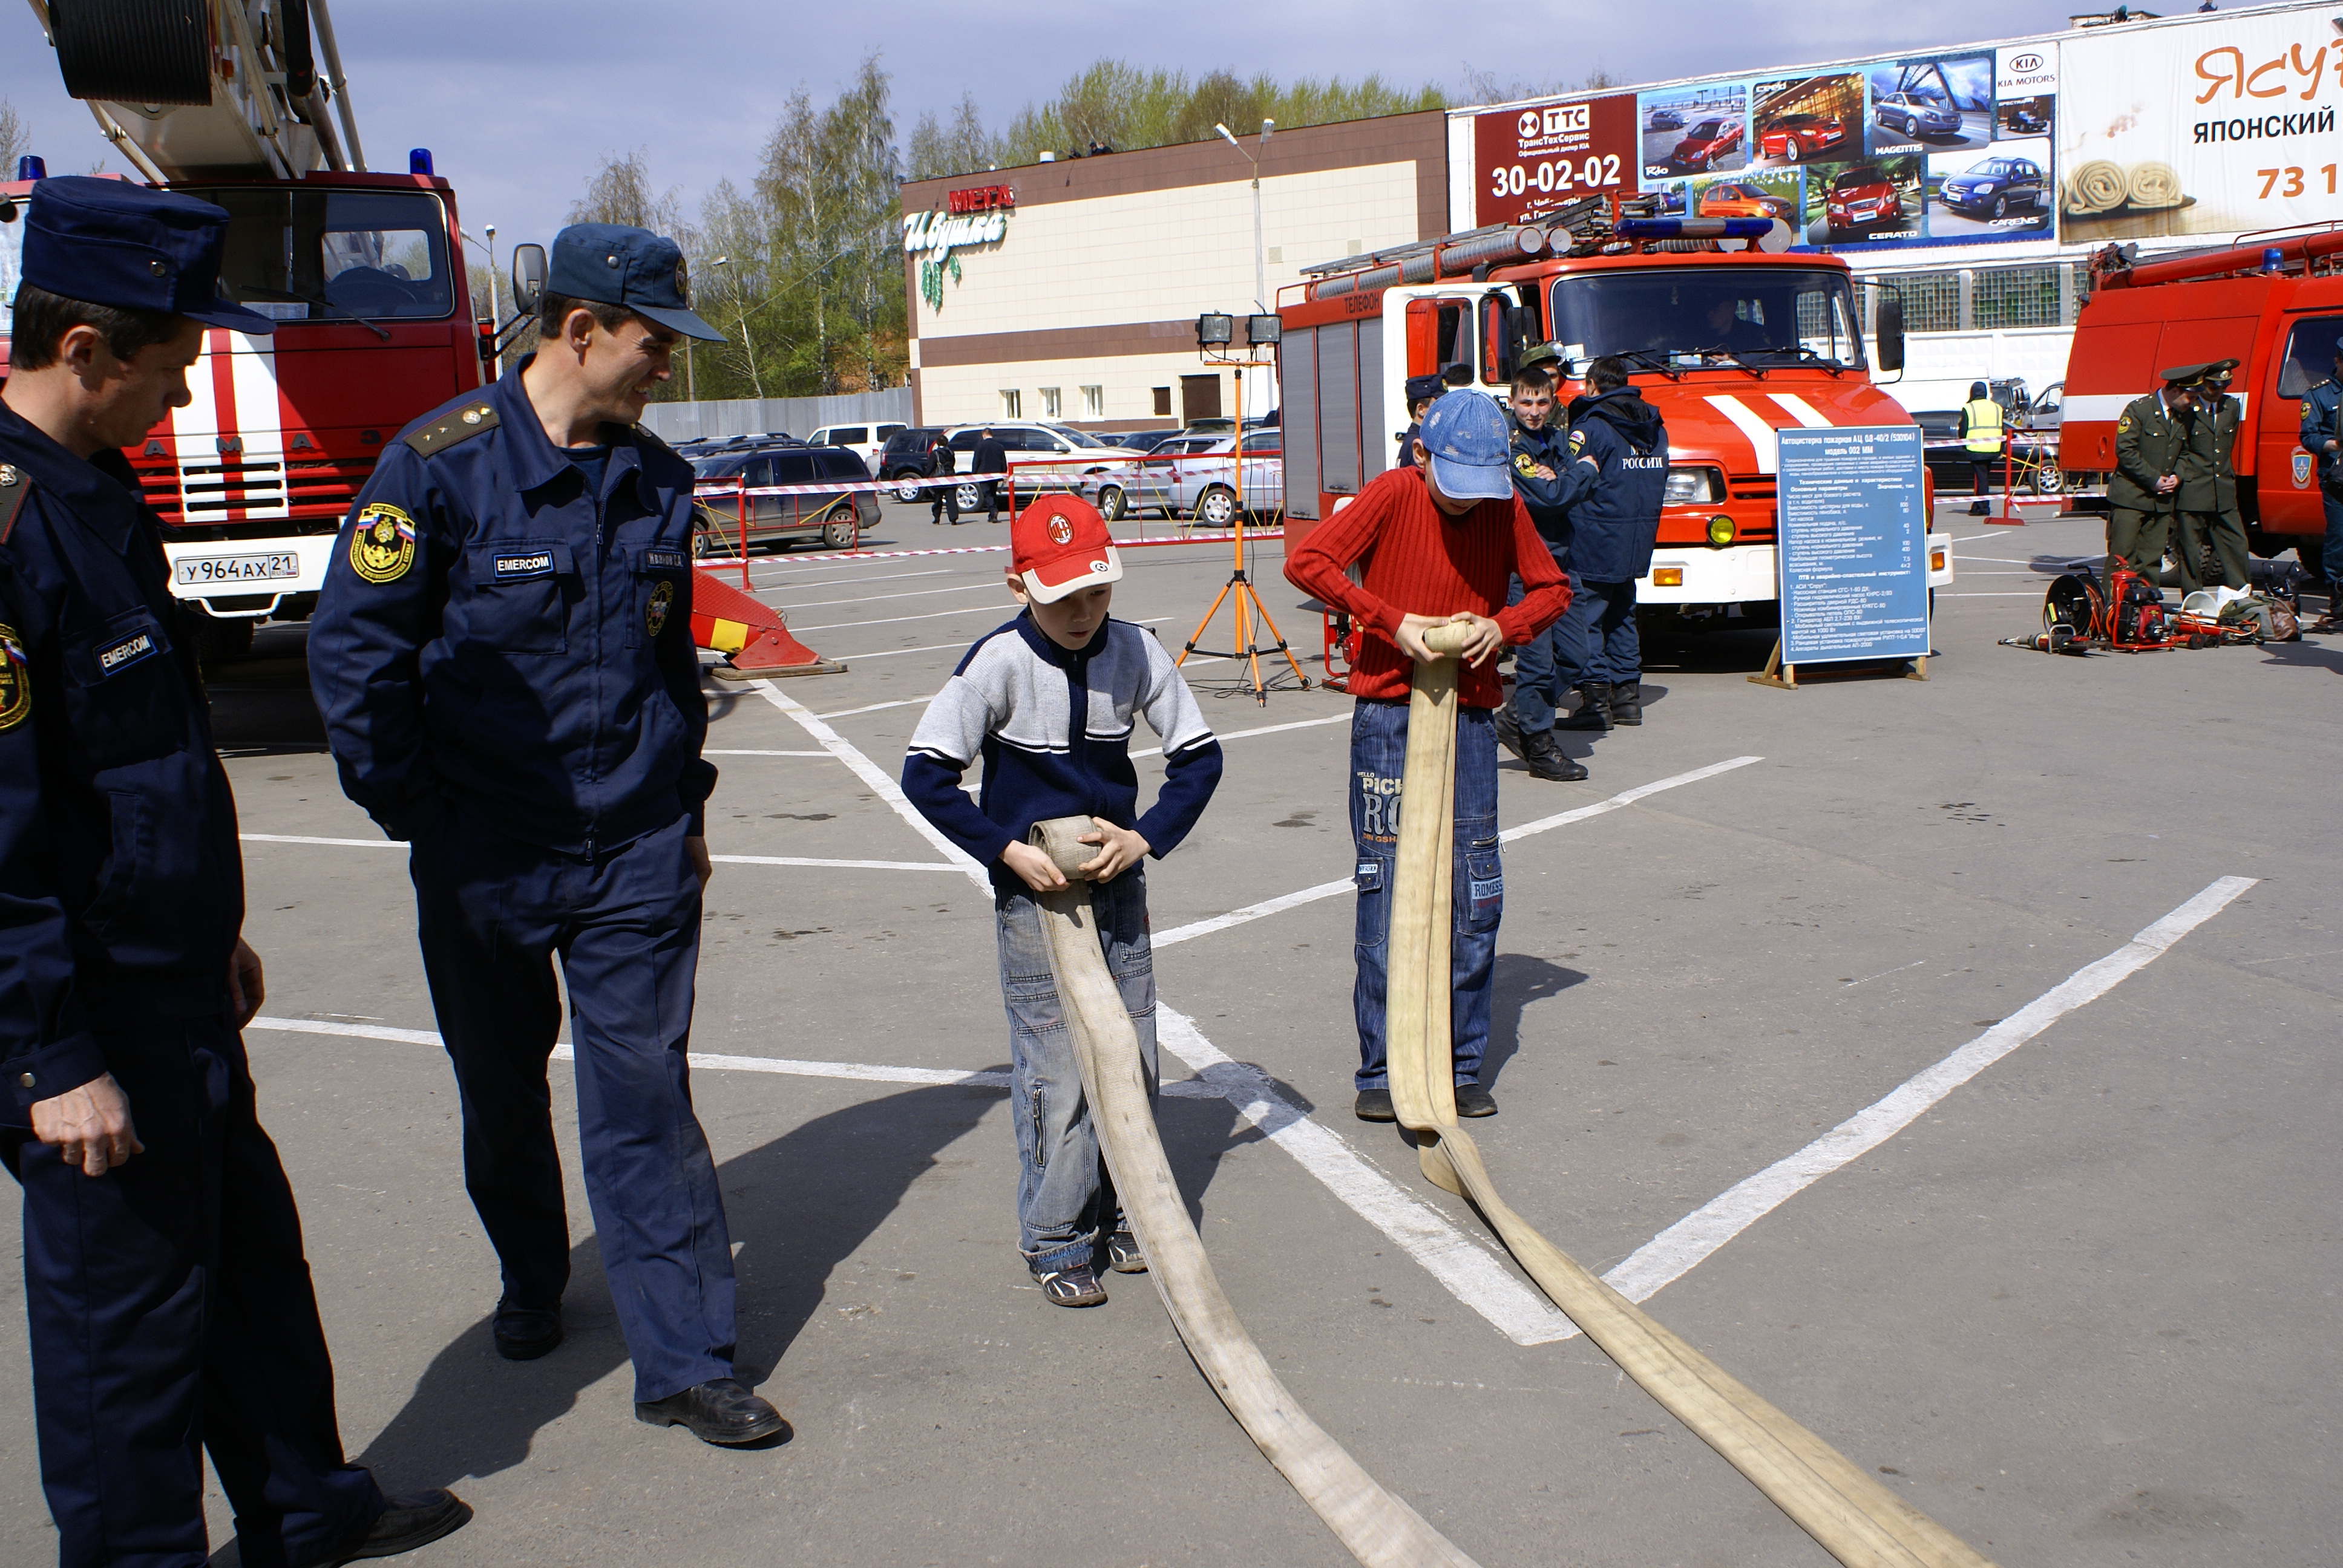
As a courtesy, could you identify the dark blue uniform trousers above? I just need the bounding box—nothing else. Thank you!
[408,806,735,1404]
[5,1017,384,1568]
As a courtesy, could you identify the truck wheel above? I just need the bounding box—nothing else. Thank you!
[1096,485,1128,522]
[1196,486,1238,527]
[53,0,211,105]
[190,616,255,671]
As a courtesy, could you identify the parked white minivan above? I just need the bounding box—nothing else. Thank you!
[807,422,909,471]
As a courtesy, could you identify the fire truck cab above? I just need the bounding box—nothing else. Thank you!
[1277,211,1952,640]
[1,0,488,659]
[2059,229,2343,580]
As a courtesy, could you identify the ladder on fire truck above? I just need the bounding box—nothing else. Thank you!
[19,0,368,181]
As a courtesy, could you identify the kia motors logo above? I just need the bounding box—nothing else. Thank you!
[2008,52,2043,73]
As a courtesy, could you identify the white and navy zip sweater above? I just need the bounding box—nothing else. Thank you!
[903,614,1222,894]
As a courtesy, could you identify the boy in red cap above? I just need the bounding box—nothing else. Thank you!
[902,497,1223,1307]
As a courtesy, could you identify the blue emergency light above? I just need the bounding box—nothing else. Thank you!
[16,155,45,181]
[409,148,434,176]
[1616,217,1774,240]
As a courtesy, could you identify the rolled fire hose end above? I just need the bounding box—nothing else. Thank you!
[1023,812,1483,1568]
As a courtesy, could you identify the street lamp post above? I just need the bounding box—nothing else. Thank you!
[712,255,763,402]
[1214,119,1274,424]
[462,224,500,376]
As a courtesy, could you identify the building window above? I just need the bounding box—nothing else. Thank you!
[1152,387,1172,417]
[1973,266,2066,330]
[1000,389,1021,419]
[1080,385,1104,419]
[1266,246,1282,264]
[1040,386,1062,419]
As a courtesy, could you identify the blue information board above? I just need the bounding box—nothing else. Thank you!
[1774,425,1930,667]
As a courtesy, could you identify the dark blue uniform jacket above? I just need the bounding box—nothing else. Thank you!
[307,364,715,856]
[1507,417,1573,549]
[0,403,243,1117]
[1555,389,1670,583]
[2302,378,2342,490]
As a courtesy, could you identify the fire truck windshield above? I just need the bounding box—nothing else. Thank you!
[1548,267,1866,371]
[186,187,454,323]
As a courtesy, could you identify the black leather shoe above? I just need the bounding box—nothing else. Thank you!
[1492,703,1527,762]
[1608,682,1643,726]
[316,1489,473,1564]
[492,1300,563,1362]
[1354,1086,1396,1122]
[635,1378,790,1446]
[1453,1084,1498,1118]
[1522,730,1589,782]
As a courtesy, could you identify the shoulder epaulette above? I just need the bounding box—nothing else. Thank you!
[402,401,500,457]
[0,462,30,546]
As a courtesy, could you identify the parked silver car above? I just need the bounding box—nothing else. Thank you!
[941,422,1146,514]
[1095,432,1225,519]
[1155,430,1286,525]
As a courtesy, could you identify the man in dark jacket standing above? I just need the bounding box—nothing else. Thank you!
[1550,358,1668,732]
[1492,368,1584,781]
[309,225,787,1448]
[973,426,1010,521]
[929,430,960,524]
[1,176,470,1568]
[2174,359,2248,592]
[2106,367,2197,584]
[2300,345,2343,632]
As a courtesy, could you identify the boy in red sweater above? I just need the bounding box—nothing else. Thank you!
[1285,391,1571,1121]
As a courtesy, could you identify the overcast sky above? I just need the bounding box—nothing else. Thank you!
[4,0,2071,263]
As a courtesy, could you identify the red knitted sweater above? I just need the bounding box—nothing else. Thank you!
[1283,465,1571,707]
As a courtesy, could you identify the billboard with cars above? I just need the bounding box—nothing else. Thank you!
[2056,8,2343,244]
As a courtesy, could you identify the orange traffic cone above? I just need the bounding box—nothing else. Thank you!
[691,569,846,680]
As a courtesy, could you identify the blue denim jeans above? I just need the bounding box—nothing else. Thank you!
[995,871,1158,1273]
[1507,569,1568,732]
[1349,698,1502,1091]
[1554,577,1640,690]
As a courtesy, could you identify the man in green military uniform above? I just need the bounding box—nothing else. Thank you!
[2106,365,2199,584]
[2174,358,2250,591]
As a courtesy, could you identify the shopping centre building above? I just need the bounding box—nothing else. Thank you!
[899,0,2341,429]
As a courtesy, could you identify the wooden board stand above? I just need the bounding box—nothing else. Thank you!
[1748,638,1927,689]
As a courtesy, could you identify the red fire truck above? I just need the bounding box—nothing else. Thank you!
[2057,229,2343,580]
[1277,206,1954,642]
[1,0,496,661]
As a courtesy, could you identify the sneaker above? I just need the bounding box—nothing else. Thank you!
[1032,1262,1107,1307]
[1453,1084,1498,1117]
[1354,1086,1396,1122]
[1103,1229,1149,1274]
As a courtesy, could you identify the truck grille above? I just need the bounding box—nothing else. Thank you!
[134,455,377,537]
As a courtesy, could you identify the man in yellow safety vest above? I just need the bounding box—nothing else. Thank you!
[1959,380,2004,517]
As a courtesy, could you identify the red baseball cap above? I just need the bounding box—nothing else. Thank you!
[1011,495,1123,603]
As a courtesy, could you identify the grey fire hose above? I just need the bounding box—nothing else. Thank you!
[1027,816,1481,1568]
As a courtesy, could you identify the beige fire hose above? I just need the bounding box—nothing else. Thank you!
[1388,622,1997,1568]
[1027,817,1482,1568]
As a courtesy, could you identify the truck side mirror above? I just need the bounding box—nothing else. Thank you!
[1875,295,1905,374]
[510,244,547,318]
[2276,359,2310,399]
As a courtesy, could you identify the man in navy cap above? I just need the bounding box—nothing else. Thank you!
[1,177,470,1567]
[307,224,786,1446]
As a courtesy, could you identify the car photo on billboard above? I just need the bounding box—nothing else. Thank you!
[1640,82,1748,177]
[1690,171,1800,225]
[1866,53,1992,155]
[1806,155,1924,244]
[1997,96,2051,138]
[1750,72,1864,168]
[1928,140,2052,238]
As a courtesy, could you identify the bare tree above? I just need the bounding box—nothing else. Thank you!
[908,93,995,180]
[0,99,25,175]
[568,149,689,239]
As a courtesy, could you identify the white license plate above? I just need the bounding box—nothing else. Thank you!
[175,552,300,586]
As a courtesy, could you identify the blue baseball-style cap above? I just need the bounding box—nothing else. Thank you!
[1418,391,1515,502]
[548,223,724,342]
[21,175,277,334]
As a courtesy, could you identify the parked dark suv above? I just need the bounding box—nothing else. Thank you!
[690,444,877,554]
[877,426,953,501]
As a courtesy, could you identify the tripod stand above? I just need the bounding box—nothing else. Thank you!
[1172,358,1310,702]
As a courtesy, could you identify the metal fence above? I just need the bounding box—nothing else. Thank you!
[638,387,915,444]
[1875,262,2092,335]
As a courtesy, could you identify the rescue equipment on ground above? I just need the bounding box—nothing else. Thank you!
[2045,563,2175,651]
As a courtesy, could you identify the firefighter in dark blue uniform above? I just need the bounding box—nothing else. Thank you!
[1395,373,1443,468]
[1550,356,1669,732]
[2302,345,2343,632]
[0,177,468,1567]
[1492,365,1587,781]
[307,226,787,1446]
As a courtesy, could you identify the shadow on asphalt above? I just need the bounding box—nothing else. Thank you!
[1480,953,1589,1091]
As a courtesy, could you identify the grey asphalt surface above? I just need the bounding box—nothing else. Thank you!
[2,497,2336,1568]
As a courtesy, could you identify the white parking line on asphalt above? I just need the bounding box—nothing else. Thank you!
[791,604,1025,634]
[1130,711,1349,760]
[706,749,832,757]
[768,581,1004,611]
[752,684,993,892]
[759,568,952,591]
[1602,874,2258,1310]
[813,615,1172,664]
[712,854,964,872]
[1151,756,1766,949]
[817,695,936,719]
